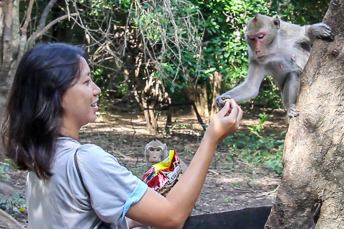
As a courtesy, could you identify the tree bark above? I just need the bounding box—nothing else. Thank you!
[210,71,222,117]
[132,64,161,135]
[265,0,344,228]
[142,99,157,135]
[193,84,209,118]
[0,0,19,120]
[165,105,172,134]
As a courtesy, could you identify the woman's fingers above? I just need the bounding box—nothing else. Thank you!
[225,100,242,128]
[227,100,238,118]
[236,107,243,128]
[218,100,231,116]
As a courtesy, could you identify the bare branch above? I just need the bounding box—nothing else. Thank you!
[38,0,58,32]
[27,13,79,46]
[71,2,104,46]
[20,0,34,35]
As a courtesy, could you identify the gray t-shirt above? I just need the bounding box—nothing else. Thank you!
[26,137,148,229]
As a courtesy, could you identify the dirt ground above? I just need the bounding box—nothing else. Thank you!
[0,107,287,227]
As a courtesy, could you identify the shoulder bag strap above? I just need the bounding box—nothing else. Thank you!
[74,150,113,229]
[74,150,90,196]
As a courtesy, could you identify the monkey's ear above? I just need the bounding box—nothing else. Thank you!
[253,14,259,22]
[144,141,152,151]
[272,16,280,29]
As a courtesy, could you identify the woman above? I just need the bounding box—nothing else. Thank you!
[1,43,243,229]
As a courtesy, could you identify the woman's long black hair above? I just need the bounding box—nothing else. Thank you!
[1,43,86,179]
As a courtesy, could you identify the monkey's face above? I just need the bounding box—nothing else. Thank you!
[147,146,165,163]
[246,15,279,58]
[144,140,168,165]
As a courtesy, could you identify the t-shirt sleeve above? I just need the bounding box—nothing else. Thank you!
[76,144,148,223]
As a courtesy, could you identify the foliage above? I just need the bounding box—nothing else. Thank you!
[129,0,205,94]
[60,0,133,104]
[1,0,332,112]
[247,112,269,137]
[271,0,331,24]
[223,114,285,175]
[254,76,282,109]
[78,0,131,15]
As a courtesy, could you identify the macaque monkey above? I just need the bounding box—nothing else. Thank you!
[144,139,187,170]
[141,141,188,228]
[216,14,334,117]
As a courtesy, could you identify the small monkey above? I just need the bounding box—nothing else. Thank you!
[216,14,334,117]
[141,141,188,229]
[144,139,169,167]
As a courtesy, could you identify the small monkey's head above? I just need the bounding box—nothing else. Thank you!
[144,140,168,166]
[245,14,280,58]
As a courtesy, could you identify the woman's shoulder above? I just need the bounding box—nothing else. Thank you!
[78,143,104,153]
[76,143,119,166]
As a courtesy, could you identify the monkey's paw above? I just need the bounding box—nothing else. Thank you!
[287,105,299,118]
[312,23,335,41]
[215,95,232,109]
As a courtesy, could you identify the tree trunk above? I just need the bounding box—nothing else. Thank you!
[0,0,19,120]
[265,1,344,228]
[210,71,222,117]
[194,83,209,118]
[165,105,172,135]
[191,102,206,131]
[141,99,157,135]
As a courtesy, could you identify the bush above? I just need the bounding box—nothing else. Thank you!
[223,113,285,175]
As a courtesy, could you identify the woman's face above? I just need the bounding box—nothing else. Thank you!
[61,57,101,132]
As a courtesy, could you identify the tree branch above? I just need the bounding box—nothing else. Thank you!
[27,12,78,46]
[38,0,58,32]
[20,0,34,35]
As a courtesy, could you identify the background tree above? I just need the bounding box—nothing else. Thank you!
[271,0,331,24]
[265,0,344,227]
[0,0,77,118]
[69,0,205,134]
[125,0,204,134]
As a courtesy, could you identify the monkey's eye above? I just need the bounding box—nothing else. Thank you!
[258,34,265,39]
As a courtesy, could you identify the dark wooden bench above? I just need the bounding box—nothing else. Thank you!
[183,206,271,229]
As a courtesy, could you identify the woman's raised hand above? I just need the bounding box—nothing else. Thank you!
[206,99,243,144]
